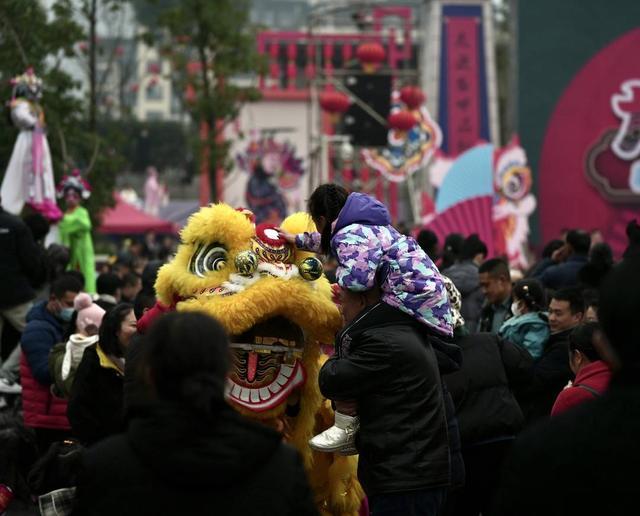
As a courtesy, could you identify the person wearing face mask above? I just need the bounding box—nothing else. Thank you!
[498,279,549,359]
[20,274,82,453]
[49,293,105,398]
[68,303,137,445]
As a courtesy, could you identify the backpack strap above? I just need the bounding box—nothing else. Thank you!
[574,383,601,398]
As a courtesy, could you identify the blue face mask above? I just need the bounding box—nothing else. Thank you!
[58,307,74,322]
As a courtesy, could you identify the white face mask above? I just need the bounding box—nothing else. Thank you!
[511,301,523,317]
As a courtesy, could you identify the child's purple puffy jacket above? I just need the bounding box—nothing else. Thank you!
[296,193,453,336]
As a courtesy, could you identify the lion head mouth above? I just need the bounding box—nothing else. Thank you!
[226,316,306,412]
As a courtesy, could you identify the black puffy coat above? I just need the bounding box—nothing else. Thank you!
[494,376,640,516]
[319,302,450,496]
[0,208,45,309]
[71,403,317,516]
[444,333,533,446]
[67,345,124,446]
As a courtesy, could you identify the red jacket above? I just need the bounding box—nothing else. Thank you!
[551,360,612,416]
[21,353,70,430]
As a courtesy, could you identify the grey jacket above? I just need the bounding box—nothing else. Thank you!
[443,261,485,332]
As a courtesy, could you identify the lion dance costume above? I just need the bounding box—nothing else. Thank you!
[145,204,364,515]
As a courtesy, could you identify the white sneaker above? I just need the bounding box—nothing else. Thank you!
[0,378,21,395]
[309,412,359,454]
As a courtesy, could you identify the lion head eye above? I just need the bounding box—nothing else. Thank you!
[189,242,227,277]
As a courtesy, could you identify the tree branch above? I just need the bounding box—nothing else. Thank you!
[0,10,29,67]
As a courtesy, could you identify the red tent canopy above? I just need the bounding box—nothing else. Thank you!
[99,196,177,235]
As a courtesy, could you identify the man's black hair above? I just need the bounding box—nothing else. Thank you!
[122,272,141,288]
[566,230,591,256]
[460,234,488,261]
[97,272,123,296]
[417,229,439,259]
[479,258,510,280]
[551,287,585,315]
[50,274,82,299]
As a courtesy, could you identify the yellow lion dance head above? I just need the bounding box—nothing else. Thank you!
[154,204,363,515]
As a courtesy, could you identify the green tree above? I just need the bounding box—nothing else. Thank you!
[151,0,263,202]
[0,0,119,227]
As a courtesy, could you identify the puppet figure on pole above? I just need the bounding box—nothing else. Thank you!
[1,68,62,224]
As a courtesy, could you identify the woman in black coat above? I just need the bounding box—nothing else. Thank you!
[67,303,136,445]
[72,312,316,516]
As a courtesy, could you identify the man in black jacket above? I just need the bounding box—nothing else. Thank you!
[319,289,450,515]
[519,287,583,425]
[0,204,46,390]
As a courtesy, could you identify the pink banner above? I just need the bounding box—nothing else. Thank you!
[446,17,481,155]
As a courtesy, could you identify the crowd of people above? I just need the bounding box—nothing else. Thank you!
[0,185,639,515]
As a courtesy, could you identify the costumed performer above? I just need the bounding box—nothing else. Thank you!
[1,68,61,223]
[58,172,96,293]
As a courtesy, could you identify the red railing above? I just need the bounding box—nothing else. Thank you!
[256,6,416,100]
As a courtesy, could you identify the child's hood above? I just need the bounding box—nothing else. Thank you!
[333,192,391,234]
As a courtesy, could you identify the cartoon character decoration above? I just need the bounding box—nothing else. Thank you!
[57,171,96,293]
[361,88,442,183]
[587,79,640,202]
[0,68,61,222]
[154,205,364,514]
[236,136,305,224]
[492,137,536,270]
[425,137,536,270]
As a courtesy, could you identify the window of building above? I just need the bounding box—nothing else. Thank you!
[145,111,164,121]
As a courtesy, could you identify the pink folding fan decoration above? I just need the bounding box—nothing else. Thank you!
[427,195,495,258]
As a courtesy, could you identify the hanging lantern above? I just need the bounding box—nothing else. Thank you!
[388,110,418,134]
[356,42,385,73]
[400,86,426,110]
[319,90,350,123]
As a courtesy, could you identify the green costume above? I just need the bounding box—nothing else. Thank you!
[59,205,96,293]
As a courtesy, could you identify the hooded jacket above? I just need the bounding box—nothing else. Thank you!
[498,312,549,359]
[442,260,485,332]
[551,360,612,416]
[296,193,453,336]
[319,302,450,496]
[20,301,70,430]
[71,403,317,516]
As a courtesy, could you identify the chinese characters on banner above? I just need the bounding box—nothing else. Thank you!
[446,16,481,155]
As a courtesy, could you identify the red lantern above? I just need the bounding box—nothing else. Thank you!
[400,86,426,110]
[356,42,385,73]
[388,110,418,132]
[319,91,350,123]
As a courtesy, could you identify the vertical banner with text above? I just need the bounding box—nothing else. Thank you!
[438,3,491,155]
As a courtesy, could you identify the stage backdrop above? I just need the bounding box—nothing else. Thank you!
[519,0,640,257]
